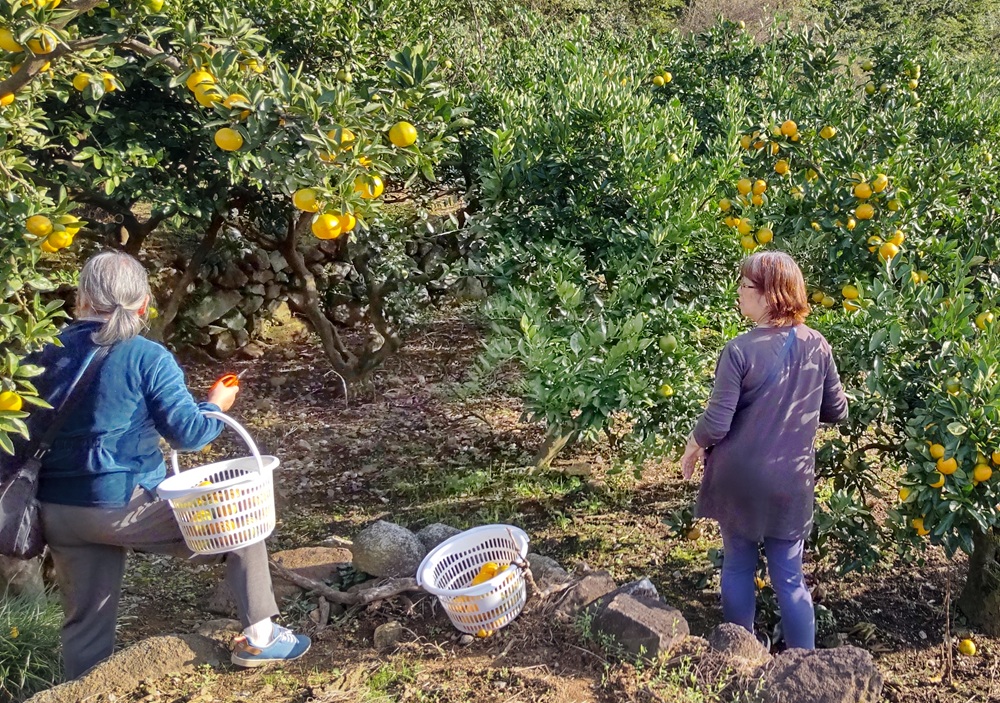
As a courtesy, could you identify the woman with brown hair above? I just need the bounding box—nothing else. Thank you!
[681,250,848,650]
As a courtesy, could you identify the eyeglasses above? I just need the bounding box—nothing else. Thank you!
[738,281,758,290]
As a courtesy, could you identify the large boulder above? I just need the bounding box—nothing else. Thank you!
[588,593,690,661]
[25,635,226,703]
[351,521,427,578]
[763,646,883,703]
[415,523,461,551]
[189,290,243,327]
[707,623,772,670]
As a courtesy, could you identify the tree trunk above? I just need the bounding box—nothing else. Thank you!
[533,428,577,469]
[959,528,1000,635]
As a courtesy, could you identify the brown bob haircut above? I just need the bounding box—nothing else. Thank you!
[740,251,809,326]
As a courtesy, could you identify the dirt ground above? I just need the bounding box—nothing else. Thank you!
[91,312,1000,702]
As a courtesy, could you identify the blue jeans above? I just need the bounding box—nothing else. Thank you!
[720,530,815,649]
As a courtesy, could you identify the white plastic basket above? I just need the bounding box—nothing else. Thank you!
[416,524,530,635]
[156,412,278,555]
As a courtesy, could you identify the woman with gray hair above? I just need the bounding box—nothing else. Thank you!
[27,251,309,679]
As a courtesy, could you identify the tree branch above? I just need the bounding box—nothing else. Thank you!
[268,560,420,606]
[120,38,184,72]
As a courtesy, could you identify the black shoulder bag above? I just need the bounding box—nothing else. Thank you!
[0,345,111,559]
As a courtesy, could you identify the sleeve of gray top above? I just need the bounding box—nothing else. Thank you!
[819,348,849,424]
[693,342,745,448]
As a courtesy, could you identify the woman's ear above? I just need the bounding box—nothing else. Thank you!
[137,295,150,317]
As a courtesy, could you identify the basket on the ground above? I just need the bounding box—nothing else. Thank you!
[156,412,278,555]
[416,524,530,635]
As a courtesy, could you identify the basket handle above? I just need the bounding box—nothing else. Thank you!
[169,411,267,476]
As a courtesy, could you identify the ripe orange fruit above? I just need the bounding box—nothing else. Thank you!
[911,517,930,536]
[958,639,977,656]
[751,194,764,206]
[292,188,320,213]
[929,472,944,488]
[872,173,889,193]
[973,464,992,483]
[739,135,752,150]
[740,235,756,250]
[0,93,13,107]
[820,125,837,139]
[736,218,752,236]
[889,230,905,246]
[214,127,243,151]
[770,142,780,155]
[843,299,860,313]
[887,199,901,212]
[937,457,958,475]
[842,285,859,300]
[929,444,946,459]
[46,230,72,249]
[856,203,875,220]
[898,487,911,501]
[337,212,356,233]
[195,85,221,107]
[40,240,58,253]
[26,215,53,237]
[752,180,767,195]
[878,242,899,261]
[719,198,731,212]
[854,183,873,199]
[72,73,91,92]
[57,214,82,236]
[0,391,23,412]
[774,160,789,175]
[821,296,835,309]
[806,169,818,182]
[311,213,342,240]
[354,175,384,199]
[662,71,672,83]
[846,218,857,231]
[991,451,1000,465]
[811,291,825,304]
[866,235,882,253]
[388,121,417,148]
[223,93,249,109]
[186,70,215,91]
[0,28,23,53]
[27,29,57,55]
[756,227,773,244]
[975,311,994,330]
[780,120,797,137]
[652,75,665,87]
[737,178,752,196]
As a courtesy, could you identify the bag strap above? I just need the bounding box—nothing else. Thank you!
[32,344,112,460]
[735,326,797,413]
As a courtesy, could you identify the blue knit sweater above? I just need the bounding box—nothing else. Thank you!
[26,321,223,508]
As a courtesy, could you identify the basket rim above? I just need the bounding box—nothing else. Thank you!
[416,524,529,597]
[156,455,279,500]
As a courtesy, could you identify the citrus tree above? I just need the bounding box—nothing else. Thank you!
[468,11,1000,631]
[0,0,471,438]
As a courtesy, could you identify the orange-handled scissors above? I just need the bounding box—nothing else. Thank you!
[211,369,247,391]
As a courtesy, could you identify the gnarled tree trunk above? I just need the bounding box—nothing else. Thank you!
[959,528,1000,635]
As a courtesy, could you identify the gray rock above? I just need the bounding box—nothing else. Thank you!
[221,310,247,331]
[351,521,427,578]
[613,578,660,601]
[243,295,265,315]
[555,570,617,620]
[211,331,237,359]
[269,250,288,272]
[189,289,243,327]
[589,593,689,661]
[25,635,225,703]
[234,328,250,348]
[374,621,404,652]
[0,555,44,597]
[217,265,249,289]
[525,554,570,591]
[416,523,461,551]
[763,646,883,703]
[241,342,266,359]
[707,623,772,669]
[251,268,276,284]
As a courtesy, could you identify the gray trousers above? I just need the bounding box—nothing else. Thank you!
[41,487,279,680]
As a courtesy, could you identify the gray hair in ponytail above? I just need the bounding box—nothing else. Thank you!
[77,251,152,346]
